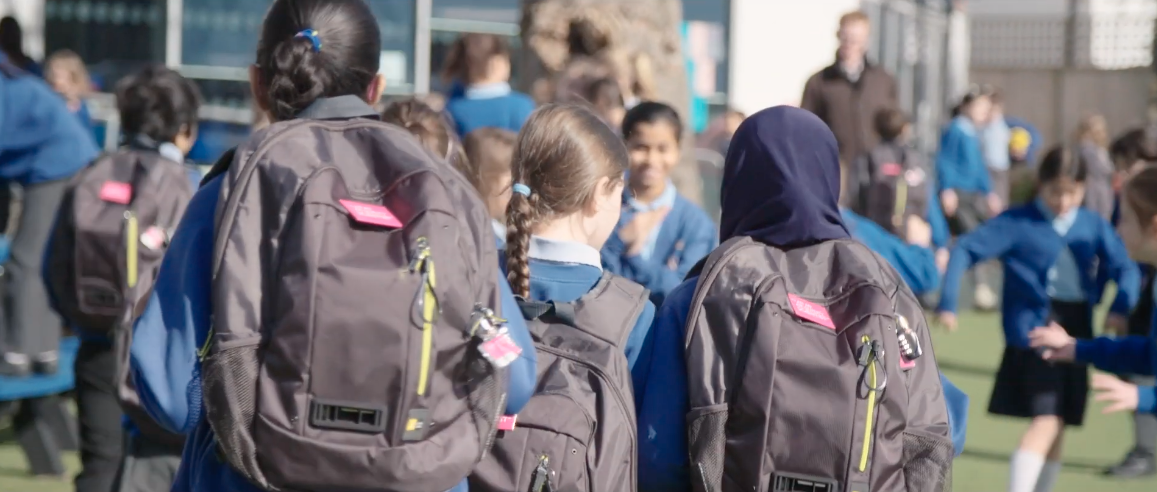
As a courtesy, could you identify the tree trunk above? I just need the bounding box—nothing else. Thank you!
[518,0,704,205]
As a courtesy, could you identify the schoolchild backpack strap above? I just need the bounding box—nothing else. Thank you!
[515,272,649,348]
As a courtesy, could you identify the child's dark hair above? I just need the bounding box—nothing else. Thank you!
[381,97,461,164]
[441,33,509,84]
[951,84,990,118]
[115,65,202,143]
[621,101,683,143]
[1125,164,1157,229]
[0,17,33,70]
[1110,128,1157,170]
[506,104,630,297]
[873,107,908,142]
[256,0,381,121]
[462,127,517,199]
[1038,146,1088,184]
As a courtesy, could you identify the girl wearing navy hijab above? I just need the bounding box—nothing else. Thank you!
[633,106,969,491]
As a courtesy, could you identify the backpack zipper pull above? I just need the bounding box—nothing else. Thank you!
[530,455,554,492]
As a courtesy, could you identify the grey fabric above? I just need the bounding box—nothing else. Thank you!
[74,340,126,492]
[848,142,931,237]
[1130,375,1157,455]
[113,434,181,492]
[5,178,69,356]
[45,149,194,334]
[989,168,1010,206]
[201,117,505,492]
[684,237,952,492]
[471,273,648,492]
[1079,142,1114,221]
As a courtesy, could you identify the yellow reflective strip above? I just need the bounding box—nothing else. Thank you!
[859,335,877,472]
[894,180,908,228]
[197,328,214,361]
[126,213,138,288]
[417,258,436,396]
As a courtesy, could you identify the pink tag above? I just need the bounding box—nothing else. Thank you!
[787,294,835,330]
[479,331,522,368]
[880,163,902,177]
[899,355,916,370]
[497,415,518,431]
[339,199,402,228]
[99,181,132,204]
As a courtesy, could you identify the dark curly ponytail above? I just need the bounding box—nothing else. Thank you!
[256,0,381,121]
[504,104,630,298]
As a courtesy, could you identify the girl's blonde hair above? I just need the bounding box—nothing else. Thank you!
[505,104,629,297]
[45,49,91,98]
[1075,114,1109,148]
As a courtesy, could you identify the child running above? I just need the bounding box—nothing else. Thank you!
[44,50,95,135]
[937,147,1141,492]
[601,102,716,306]
[1029,163,1157,417]
[442,33,536,137]
[470,103,653,492]
[461,127,517,247]
[128,2,536,491]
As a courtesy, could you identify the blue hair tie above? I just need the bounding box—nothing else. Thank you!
[295,29,322,52]
[512,183,531,197]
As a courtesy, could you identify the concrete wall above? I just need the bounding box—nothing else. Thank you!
[972,67,1155,151]
[727,0,860,114]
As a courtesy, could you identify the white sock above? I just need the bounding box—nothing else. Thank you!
[1008,450,1046,492]
[1033,461,1062,492]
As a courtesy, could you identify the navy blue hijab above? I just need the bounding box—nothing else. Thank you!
[719,106,849,247]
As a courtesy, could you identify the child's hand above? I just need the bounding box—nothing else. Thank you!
[940,190,959,217]
[936,311,957,332]
[1027,322,1076,361]
[986,192,1004,218]
[935,248,950,273]
[620,207,670,257]
[1104,313,1129,337]
[1092,373,1139,414]
[905,216,932,248]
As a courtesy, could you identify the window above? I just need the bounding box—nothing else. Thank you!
[432,0,519,24]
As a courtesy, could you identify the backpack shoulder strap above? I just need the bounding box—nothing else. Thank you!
[518,272,649,348]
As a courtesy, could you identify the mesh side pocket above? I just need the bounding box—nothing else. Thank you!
[687,404,728,492]
[465,346,506,458]
[200,344,270,488]
[902,430,953,492]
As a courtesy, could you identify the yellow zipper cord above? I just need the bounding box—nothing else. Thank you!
[125,212,139,289]
[893,180,908,230]
[859,335,878,472]
[197,328,214,361]
[416,240,436,397]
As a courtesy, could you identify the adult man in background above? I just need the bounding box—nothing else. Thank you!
[801,10,898,204]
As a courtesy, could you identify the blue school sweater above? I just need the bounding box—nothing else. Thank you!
[842,209,940,296]
[936,116,991,194]
[443,82,536,137]
[938,204,1140,348]
[601,193,717,307]
[1075,282,1157,414]
[132,175,537,492]
[503,236,655,377]
[0,53,97,185]
[634,276,970,491]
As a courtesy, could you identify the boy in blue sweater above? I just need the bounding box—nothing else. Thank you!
[442,33,536,138]
[601,102,717,307]
[129,2,536,491]
[46,65,203,492]
[0,52,97,376]
[938,146,1141,492]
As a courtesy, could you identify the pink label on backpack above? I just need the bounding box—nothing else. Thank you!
[99,181,132,204]
[339,199,402,228]
[497,415,518,431]
[899,354,916,370]
[787,293,835,330]
[881,163,902,177]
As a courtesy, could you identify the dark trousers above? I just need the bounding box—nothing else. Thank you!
[113,433,182,492]
[1128,271,1157,456]
[3,178,69,356]
[75,340,125,492]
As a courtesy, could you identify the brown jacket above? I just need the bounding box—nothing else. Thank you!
[801,60,898,166]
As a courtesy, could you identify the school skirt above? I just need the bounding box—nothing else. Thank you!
[988,300,1093,426]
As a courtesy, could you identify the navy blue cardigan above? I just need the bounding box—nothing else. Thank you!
[939,204,1140,347]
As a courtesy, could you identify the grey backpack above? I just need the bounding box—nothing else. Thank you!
[200,118,508,491]
[46,148,194,333]
[685,236,953,492]
[469,272,648,492]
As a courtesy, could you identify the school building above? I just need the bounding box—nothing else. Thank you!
[1,0,967,161]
